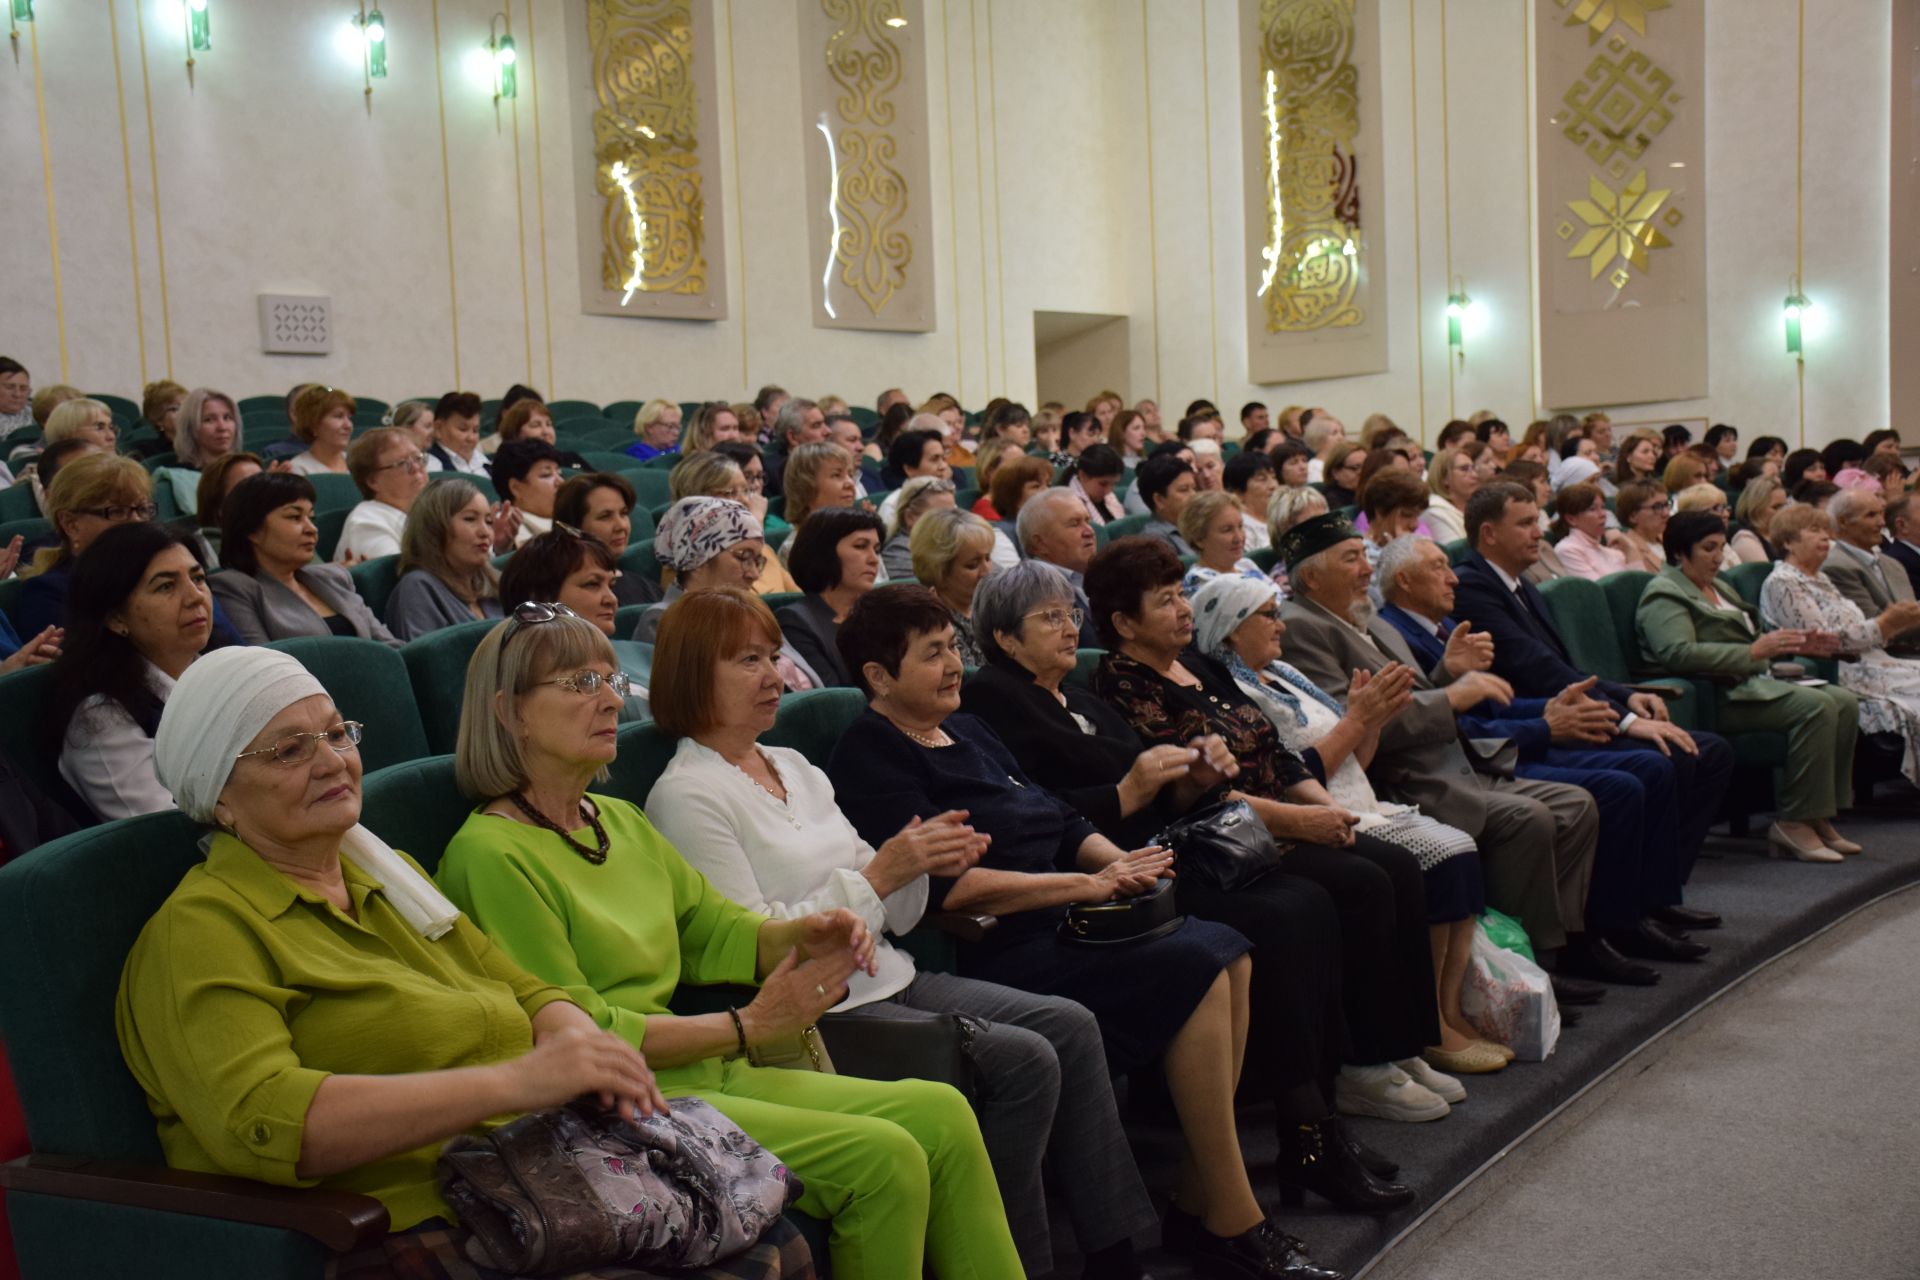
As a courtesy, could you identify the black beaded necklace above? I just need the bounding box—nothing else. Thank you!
[506,791,610,864]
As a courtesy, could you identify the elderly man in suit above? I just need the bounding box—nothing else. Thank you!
[1881,494,1920,597]
[1447,482,1735,923]
[1823,487,1920,656]
[1375,534,1713,978]
[1273,514,1624,997]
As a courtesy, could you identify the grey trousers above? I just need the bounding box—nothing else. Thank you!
[839,968,1158,1276]
[1473,774,1598,951]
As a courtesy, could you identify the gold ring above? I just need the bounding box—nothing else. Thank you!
[815,984,827,997]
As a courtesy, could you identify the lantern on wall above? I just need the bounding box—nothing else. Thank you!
[487,13,516,102]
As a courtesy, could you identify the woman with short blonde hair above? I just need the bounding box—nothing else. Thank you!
[43,398,118,450]
[908,507,997,668]
[1731,476,1788,563]
[782,441,860,533]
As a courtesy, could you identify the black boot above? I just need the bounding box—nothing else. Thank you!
[1343,1128,1399,1180]
[1274,1117,1415,1212]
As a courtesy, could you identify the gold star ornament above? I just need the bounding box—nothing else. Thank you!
[1565,169,1673,281]
[1562,0,1672,45]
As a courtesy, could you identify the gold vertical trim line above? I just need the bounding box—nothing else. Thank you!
[508,69,534,385]
[107,0,149,387]
[1198,0,1220,411]
[29,19,67,382]
[430,0,462,388]
[1521,0,1538,421]
[1407,0,1427,441]
[1438,0,1454,421]
[941,0,966,401]
[524,0,553,393]
[134,0,174,378]
[969,0,993,393]
[1140,0,1162,405]
[985,0,1008,396]
[1795,0,1805,446]
[724,0,749,390]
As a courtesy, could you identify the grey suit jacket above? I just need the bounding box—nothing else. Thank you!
[1822,542,1918,652]
[210,563,400,647]
[1277,594,1490,835]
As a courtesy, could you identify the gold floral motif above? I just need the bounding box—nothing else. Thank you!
[1555,0,1671,46]
[1255,0,1364,333]
[1565,168,1673,281]
[588,0,707,298]
[819,0,913,316]
[1560,50,1677,166]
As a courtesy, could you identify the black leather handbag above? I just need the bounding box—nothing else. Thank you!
[1060,876,1185,946]
[817,1007,986,1100]
[1152,799,1283,892]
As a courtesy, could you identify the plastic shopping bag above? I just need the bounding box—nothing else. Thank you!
[1460,921,1560,1061]
[1477,907,1534,962]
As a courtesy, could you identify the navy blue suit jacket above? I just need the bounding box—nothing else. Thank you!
[1376,602,1556,761]
[1883,537,1920,599]
[1448,551,1635,714]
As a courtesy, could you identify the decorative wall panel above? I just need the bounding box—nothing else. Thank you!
[1535,0,1704,407]
[565,0,728,321]
[799,0,936,332]
[1238,0,1388,385]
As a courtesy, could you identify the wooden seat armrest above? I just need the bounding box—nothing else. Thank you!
[0,1153,390,1253]
[924,911,997,944]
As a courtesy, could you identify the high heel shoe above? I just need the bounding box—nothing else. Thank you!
[1274,1117,1416,1212]
[1814,823,1863,855]
[1767,822,1842,863]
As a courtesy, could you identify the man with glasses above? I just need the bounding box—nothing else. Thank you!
[0,356,34,442]
[335,428,431,563]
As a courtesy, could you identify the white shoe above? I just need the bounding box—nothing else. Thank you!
[1396,1055,1468,1104]
[1335,1063,1452,1122]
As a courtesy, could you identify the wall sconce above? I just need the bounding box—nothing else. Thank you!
[487,13,517,102]
[351,2,387,97]
[11,0,32,25]
[8,0,31,59]
[187,0,211,51]
[1445,281,1473,355]
[1783,278,1810,357]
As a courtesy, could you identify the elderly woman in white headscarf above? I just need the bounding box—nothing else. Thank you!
[112,647,718,1271]
[1188,575,1505,1074]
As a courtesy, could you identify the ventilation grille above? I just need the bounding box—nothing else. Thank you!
[258,294,332,355]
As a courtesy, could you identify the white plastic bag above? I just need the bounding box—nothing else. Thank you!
[1460,922,1561,1061]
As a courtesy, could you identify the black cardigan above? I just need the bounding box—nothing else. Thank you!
[776,594,854,688]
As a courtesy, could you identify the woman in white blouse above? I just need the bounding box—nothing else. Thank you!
[1420,445,1478,545]
[45,522,215,821]
[334,428,429,563]
[284,386,356,477]
[642,586,1162,1279]
[1760,503,1920,786]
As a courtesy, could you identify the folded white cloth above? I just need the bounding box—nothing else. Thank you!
[341,823,460,940]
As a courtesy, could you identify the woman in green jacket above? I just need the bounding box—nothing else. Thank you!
[435,604,1022,1280]
[1635,510,1862,862]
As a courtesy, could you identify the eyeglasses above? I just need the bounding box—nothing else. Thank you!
[541,669,633,698]
[1252,606,1281,620]
[235,721,364,767]
[497,601,581,684]
[373,453,427,474]
[77,502,158,522]
[1023,606,1084,631]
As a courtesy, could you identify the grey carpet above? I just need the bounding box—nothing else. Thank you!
[1041,793,1920,1279]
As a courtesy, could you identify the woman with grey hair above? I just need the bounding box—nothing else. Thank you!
[909,507,996,667]
[1188,572,1506,1075]
[879,474,957,581]
[384,478,505,640]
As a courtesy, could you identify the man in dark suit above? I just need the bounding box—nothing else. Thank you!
[1376,534,1710,980]
[1883,494,1920,597]
[1449,482,1734,928]
[828,413,886,497]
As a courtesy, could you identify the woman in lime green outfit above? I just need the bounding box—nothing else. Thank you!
[436,604,1022,1280]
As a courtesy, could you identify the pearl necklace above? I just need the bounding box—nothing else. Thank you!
[899,725,950,749]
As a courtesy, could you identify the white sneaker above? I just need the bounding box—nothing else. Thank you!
[1396,1055,1467,1104]
[1335,1063,1451,1122]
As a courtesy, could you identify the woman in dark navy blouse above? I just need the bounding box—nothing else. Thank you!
[828,585,1341,1280]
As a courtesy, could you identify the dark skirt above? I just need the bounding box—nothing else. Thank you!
[960,918,1251,1075]
[1422,851,1487,925]
[325,1217,813,1280]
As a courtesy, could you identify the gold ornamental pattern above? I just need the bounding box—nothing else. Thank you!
[1255,0,1365,334]
[589,0,707,298]
[820,0,914,316]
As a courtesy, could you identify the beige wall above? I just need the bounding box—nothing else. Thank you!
[0,0,1893,447]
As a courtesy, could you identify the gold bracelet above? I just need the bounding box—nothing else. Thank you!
[727,1006,747,1059]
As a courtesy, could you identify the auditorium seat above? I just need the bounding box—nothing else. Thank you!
[759,687,865,768]
[264,637,431,772]
[1102,513,1151,540]
[0,486,39,524]
[1539,574,1698,724]
[618,539,664,597]
[400,618,495,755]
[1250,546,1279,573]
[313,508,350,562]
[305,474,361,513]
[358,755,472,874]
[760,591,804,613]
[0,666,91,829]
[1442,538,1471,566]
[0,520,49,551]
[348,556,400,618]
[600,720,681,806]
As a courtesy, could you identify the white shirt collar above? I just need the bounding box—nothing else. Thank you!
[1488,558,1524,593]
[1837,539,1878,567]
[1398,605,1444,637]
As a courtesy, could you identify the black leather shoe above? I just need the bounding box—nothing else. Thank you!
[1550,973,1608,1006]
[1560,1006,1583,1028]
[1184,1220,1345,1280]
[1275,1117,1415,1213]
[1164,1205,1308,1261]
[1343,1129,1399,1180]
[1558,933,1661,986]
[1650,904,1722,931]
[1610,920,1709,963]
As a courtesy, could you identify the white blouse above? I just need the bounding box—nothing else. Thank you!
[58,665,177,821]
[333,500,409,563]
[285,450,348,477]
[646,737,925,1009]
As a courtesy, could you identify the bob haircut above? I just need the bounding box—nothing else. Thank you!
[971,560,1077,662]
[455,611,618,799]
[633,398,680,439]
[1266,485,1329,546]
[988,454,1052,519]
[1613,480,1667,525]
[1554,481,1607,520]
[649,587,785,738]
[490,439,563,496]
[40,453,150,566]
[682,401,737,455]
[44,398,112,445]
[348,427,412,498]
[1178,488,1243,549]
[1073,442,1124,481]
[1359,468,1431,521]
[1223,448,1276,495]
[556,471,636,527]
[1083,536,1186,648]
[886,429,943,476]
[195,452,266,529]
[141,379,187,425]
[1661,452,1709,494]
[669,450,744,503]
[1673,482,1729,515]
[291,386,356,443]
[1662,511,1727,565]
[1769,501,1833,550]
[835,583,956,698]
[909,507,996,585]
[174,388,243,467]
[1734,474,1784,527]
[399,477,501,601]
[783,441,856,529]
[497,399,552,444]
[787,507,886,593]
[220,472,319,574]
[498,529,617,613]
[886,475,956,538]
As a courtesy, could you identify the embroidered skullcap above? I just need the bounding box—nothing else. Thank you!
[1191,574,1282,657]
[654,496,763,573]
[1276,512,1362,575]
[154,646,328,823]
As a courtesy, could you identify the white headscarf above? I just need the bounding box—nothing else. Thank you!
[154,647,458,939]
[1190,573,1283,656]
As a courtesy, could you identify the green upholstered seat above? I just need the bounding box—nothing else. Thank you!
[0,482,39,522]
[619,539,665,598]
[265,637,432,773]
[1541,573,1699,725]
[314,508,351,562]
[348,555,400,618]
[1723,560,1774,611]
[358,755,472,877]
[1066,648,1107,690]
[760,688,865,770]
[1102,513,1152,541]
[305,474,362,513]
[1442,539,1471,567]
[545,400,602,420]
[600,720,681,809]
[0,517,51,548]
[400,618,497,755]
[760,591,804,613]
[1249,546,1279,573]
[0,664,92,826]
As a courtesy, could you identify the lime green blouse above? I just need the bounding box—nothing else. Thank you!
[436,796,767,1093]
[115,833,572,1230]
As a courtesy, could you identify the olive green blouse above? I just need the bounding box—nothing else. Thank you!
[115,832,572,1231]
